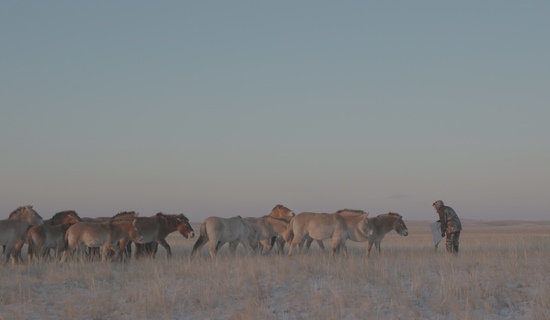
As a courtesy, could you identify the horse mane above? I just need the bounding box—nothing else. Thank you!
[273,204,290,211]
[265,215,293,222]
[156,212,189,227]
[336,209,368,215]
[373,212,402,221]
[385,212,402,218]
[51,210,81,221]
[9,205,35,218]
[112,211,138,219]
[52,210,80,220]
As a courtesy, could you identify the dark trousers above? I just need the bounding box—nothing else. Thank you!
[446,231,460,253]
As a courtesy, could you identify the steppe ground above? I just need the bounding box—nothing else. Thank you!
[1,221,549,320]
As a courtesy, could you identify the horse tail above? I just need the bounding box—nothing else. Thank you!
[282,218,294,244]
[25,228,35,256]
[191,222,208,255]
[63,226,71,252]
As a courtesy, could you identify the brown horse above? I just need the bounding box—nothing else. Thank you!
[366,212,408,257]
[4,206,44,263]
[26,210,83,262]
[26,223,76,262]
[284,209,373,256]
[61,219,143,262]
[131,213,195,259]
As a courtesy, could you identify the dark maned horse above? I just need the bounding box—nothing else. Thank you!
[27,210,83,261]
[43,210,82,225]
[367,212,408,257]
[131,213,195,259]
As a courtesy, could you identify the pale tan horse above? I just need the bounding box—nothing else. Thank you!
[284,209,373,256]
[130,213,195,259]
[0,206,44,262]
[227,215,293,254]
[366,212,409,257]
[192,216,259,258]
[61,219,143,262]
[255,204,296,254]
[26,210,83,262]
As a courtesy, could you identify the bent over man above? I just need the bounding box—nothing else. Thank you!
[433,200,462,253]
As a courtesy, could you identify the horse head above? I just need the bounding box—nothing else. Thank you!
[389,212,408,236]
[9,205,44,225]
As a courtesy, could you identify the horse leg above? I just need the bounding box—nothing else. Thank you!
[288,235,303,256]
[208,241,218,259]
[317,240,325,251]
[366,241,374,257]
[304,237,314,252]
[276,237,286,254]
[101,243,111,262]
[157,238,172,258]
[13,240,26,264]
[238,236,254,255]
[191,234,208,257]
[228,241,239,254]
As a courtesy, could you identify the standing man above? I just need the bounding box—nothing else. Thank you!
[433,200,462,253]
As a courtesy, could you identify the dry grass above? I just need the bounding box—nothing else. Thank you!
[1,224,549,319]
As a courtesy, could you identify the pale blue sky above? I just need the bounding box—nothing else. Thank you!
[1,2,549,221]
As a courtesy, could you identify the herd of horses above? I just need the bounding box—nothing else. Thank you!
[0,204,409,264]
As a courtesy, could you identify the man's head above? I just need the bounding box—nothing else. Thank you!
[433,200,444,211]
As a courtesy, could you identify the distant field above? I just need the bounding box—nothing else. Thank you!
[1,222,549,319]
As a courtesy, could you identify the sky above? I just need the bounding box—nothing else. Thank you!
[1,2,549,222]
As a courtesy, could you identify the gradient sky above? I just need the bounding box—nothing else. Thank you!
[1,2,549,222]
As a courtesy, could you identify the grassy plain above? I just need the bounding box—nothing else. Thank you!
[1,222,549,320]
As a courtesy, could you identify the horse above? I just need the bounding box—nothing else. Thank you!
[61,219,143,263]
[4,206,44,263]
[366,212,409,257]
[80,211,139,259]
[225,215,293,255]
[25,210,83,262]
[264,204,295,253]
[0,220,31,264]
[26,223,76,262]
[284,209,373,256]
[130,213,195,259]
[191,216,259,258]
